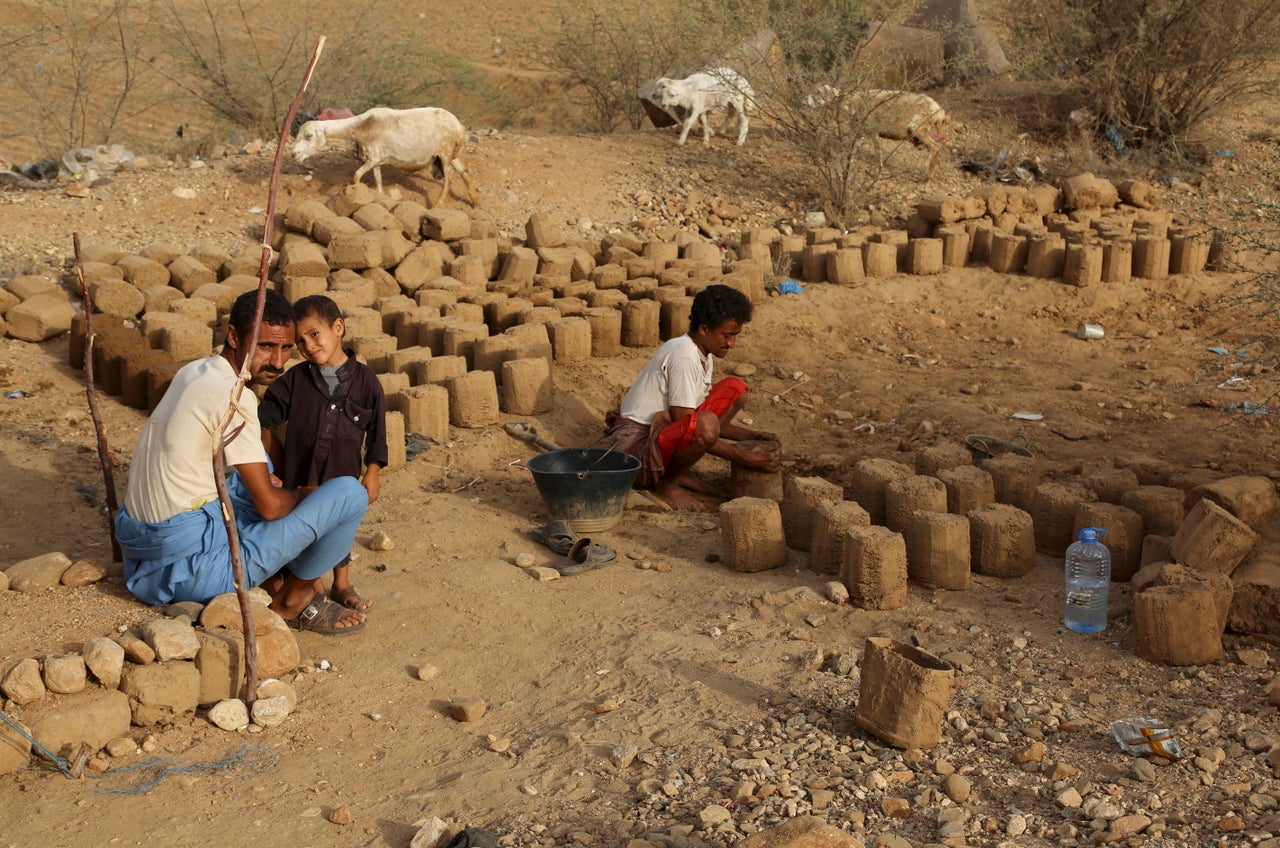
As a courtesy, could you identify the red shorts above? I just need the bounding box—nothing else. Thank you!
[653,377,747,466]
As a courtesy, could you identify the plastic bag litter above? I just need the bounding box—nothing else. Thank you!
[1110,716,1183,760]
[62,143,135,181]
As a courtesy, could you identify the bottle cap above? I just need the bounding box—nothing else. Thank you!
[1079,526,1107,542]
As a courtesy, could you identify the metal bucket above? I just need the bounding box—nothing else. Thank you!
[526,448,641,533]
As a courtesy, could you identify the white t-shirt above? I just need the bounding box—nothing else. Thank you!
[619,334,713,426]
[125,355,268,523]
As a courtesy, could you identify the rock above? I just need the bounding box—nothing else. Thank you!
[610,744,638,768]
[164,601,205,620]
[27,688,131,759]
[329,805,354,825]
[60,559,107,586]
[1012,741,1044,763]
[115,631,156,665]
[417,664,441,682]
[941,773,971,802]
[120,661,200,726]
[1056,787,1083,807]
[43,653,88,694]
[1,657,46,704]
[258,679,297,713]
[699,804,733,826]
[1237,647,1271,668]
[368,530,395,551]
[5,551,71,592]
[514,552,536,568]
[251,694,292,727]
[409,817,452,848]
[207,699,249,731]
[104,736,136,757]
[487,736,511,753]
[0,570,8,591]
[1130,758,1158,782]
[809,788,834,809]
[451,696,486,722]
[82,637,125,689]
[0,714,32,775]
[142,619,201,661]
[881,797,910,817]
[199,594,299,677]
[824,581,849,604]
[1111,814,1152,835]
[528,566,561,581]
[736,816,864,848]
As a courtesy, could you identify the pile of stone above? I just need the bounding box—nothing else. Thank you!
[779,172,1223,287]
[715,445,1280,665]
[0,566,301,776]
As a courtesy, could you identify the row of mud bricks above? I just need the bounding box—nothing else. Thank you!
[715,443,1279,666]
[55,181,793,455]
[776,173,1222,286]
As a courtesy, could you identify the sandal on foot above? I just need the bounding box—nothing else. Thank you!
[554,536,618,576]
[286,591,367,636]
[530,519,579,555]
[331,585,372,611]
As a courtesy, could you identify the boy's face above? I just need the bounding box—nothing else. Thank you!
[295,314,346,368]
[693,319,744,358]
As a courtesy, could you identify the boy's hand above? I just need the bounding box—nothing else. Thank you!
[362,469,381,504]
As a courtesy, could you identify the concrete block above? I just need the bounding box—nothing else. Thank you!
[1169,498,1258,576]
[446,370,499,427]
[781,476,844,552]
[841,525,908,610]
[969,503,1035,578]
[720,497,787,572]
[905,511,971,590]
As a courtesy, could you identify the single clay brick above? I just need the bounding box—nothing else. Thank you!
[1132,236,1170,280]
[1031,481,1095,555]
[988,232,1027,273]
[810,500,871,575]
[446,370,499,427]
[982,455,1041,513]
[1169,498,1258,576]
[388,384,450,442]
[850,458,914,526]
[781,476,844,552]
[1063,243,1103,287]
[1073,501,1145,581]
[915,442,973,477]
[1187,476,1280,530]
[384,410,407,471]
[660,296,695,341]
[1227,546,1280,636]
[720,497,787,573]
[501,357,554,415]
[419,355,467,385]
[584,307,622,357]
[1084,467,1140,504]
[936,465,994,515]
[1134,572,1224,665]
[1122,486,1185,537]
[441,323,489,369]
[841,525,908,610]
[68,311,124,370]
[905,510,971,590]
[969,504,1035,578]
[7,295,75,341]
[863,242,898,278]
[885,476,948,535]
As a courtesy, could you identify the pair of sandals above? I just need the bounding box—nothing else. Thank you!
[530,520,617,576]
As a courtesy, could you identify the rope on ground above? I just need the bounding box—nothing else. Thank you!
[1,709,277,792]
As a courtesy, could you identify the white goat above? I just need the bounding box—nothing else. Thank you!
[653,67,755,147]
[807,86,950,181]
[290,106,478,206]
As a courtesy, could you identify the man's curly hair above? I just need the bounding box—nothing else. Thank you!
[688,284,753,332]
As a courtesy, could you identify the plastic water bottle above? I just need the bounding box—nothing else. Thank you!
[1064,527,1111,633]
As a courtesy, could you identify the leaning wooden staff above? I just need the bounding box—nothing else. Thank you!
[80,38,327,707]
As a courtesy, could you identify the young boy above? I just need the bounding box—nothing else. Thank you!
[259,294,387,611]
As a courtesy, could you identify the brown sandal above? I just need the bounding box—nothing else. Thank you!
[286,591,367,636]
[330,585,372,611]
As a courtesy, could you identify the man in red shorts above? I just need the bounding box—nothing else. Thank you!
[606,284,778,510]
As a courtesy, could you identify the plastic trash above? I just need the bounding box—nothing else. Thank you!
[1010,411,1043,421]
[1207,346,1230,355]
[1110,716,1183,760]
[777,279,805,295]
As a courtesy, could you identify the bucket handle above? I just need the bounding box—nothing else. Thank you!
[574,435,618,479]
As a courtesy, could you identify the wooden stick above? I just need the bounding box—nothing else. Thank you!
[211,36,327,707]
[72,233,122,563]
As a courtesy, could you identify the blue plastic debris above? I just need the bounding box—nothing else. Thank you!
[778,279,805,295]
[1105,125,1128,155]
[1225,401,1269,415]
[4,391,30,399]
[1214,150,1235,158]
[1207,347,1230,355]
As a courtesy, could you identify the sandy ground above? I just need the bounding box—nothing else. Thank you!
[2,6,1280,848]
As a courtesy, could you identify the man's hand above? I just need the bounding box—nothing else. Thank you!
[736,446,779,472]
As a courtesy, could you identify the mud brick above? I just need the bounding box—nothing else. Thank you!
[68,312,125,369]
[389,384,449,442]
[914,443,971,477]
[501,357,554,414]
[1169,498,1258,576]
[376,294,419,335]
[863,242,898,278]
[311,215,364,246]
[936,465,994,515]
[1074,501,1145,581]
[473,335,518,380]
[1025,234,1065,278]
[95,331,146,395]
[849,458,914,526]
[167,297,218,329]
[841,525,908,610]
[457,239,500,281]
[351,334,398,371]
[905,214,931,239]
[1187,476,1280,530]
[147,360,184,411]
[934,225,970,267]
[907,238,943,275]
[386,345,432,381]
[80,241,126,265]
[162,255,215,297]
[826,248,865,286]
[1141,534,1174,567]
[1061,173,1118,209]
[1114,455,1172,486]
[720,497,787,573]
[1031,481,1095,555]
[8,294,75,342]
[415,289,458,311]
[190,283,237,314]
[644,239,680,268]
[1228,546,1280,636]
[1135,567,1225,665]
[810,500,871,574]
[536,247,574,276]
[121,349,172,409]
[1063,243,1103,286]
[546,317,591,364]
[1084,467,1140,504]
[969,184,1007,216]
[116,255,170,289]
[418,355,467,385]
[162,322,213,362]
[89,279,145,319]
[487,297,533,334]
[794,244,829,282]
[326,183,379,217]
[330,275,377,309]
[446,370,499,427]
[423,209,472,241]
[969,222,994,263]
[377,372,411,398]
[391,200,429,243]
[277,241,329,281]
[221,274,263,297]
[284,200,334,236]
[988,232,1027,273]
[382,410,407,471]
[905,511,970,591]
[1100,240,1133,284]
[8,276,64,301]
[326,232,382,270]
[584,307,622,357]
[1132,236,1170,280]
[969,504,1035,578]
[281,275,327,302]
[780,477,844,553]
[591,263,627,290]
[517,306,562,327]
[620,276,659,299]
[885,476,947,535]
[442,322,489,368]
[449,255,489,289]
[915,196,963,223]
[351,202,400,232]
[138,312,191,349]
[621,300,660,348]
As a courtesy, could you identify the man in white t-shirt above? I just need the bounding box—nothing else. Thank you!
[607,284,778,509]
[114,290,369,635]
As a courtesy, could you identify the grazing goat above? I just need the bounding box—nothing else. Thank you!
[290,106,478,206]
[653,67,755,147]
[808,86,950,181]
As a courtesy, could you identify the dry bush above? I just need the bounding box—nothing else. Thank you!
[993,0,1280,152]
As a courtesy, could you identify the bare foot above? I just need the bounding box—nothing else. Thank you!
[675,469,717,494]
[656,481,716,511]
